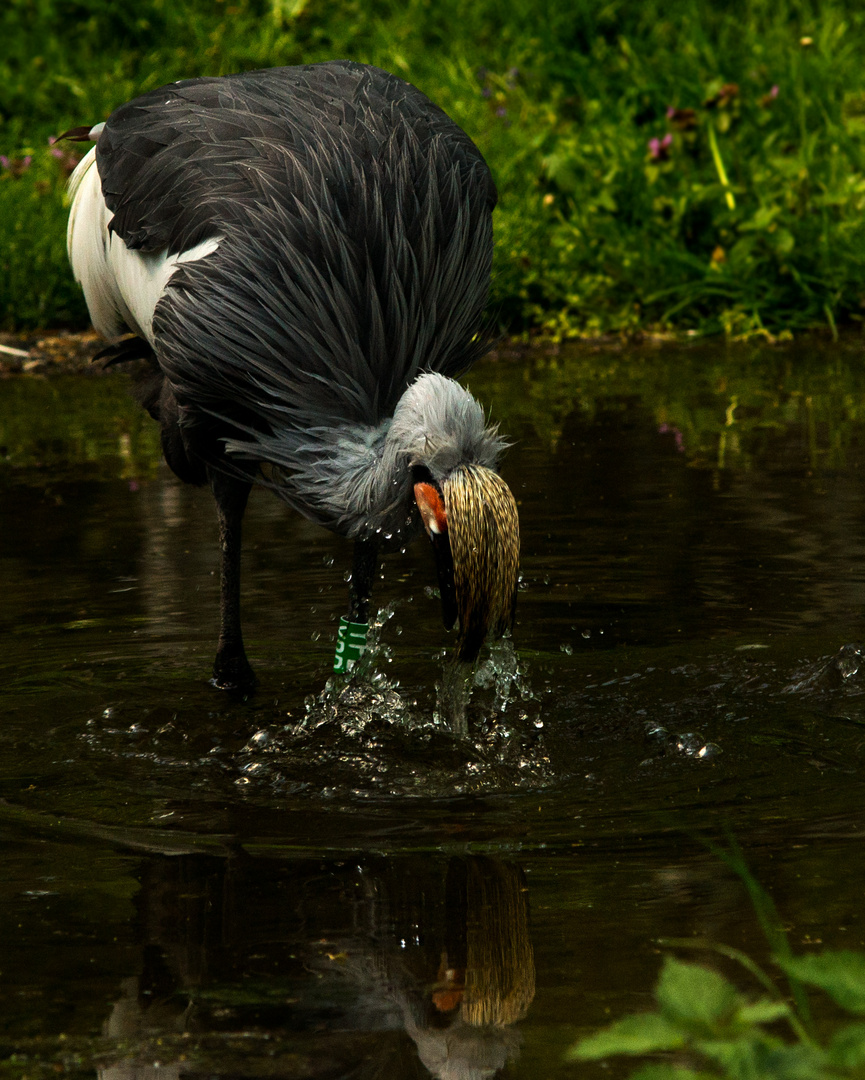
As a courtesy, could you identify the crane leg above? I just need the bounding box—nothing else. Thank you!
[209,469,255,691]
[347,537,379,623]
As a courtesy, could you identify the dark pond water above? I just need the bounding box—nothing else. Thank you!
[3,339,865,1078]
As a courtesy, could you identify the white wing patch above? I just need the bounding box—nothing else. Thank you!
[67,147,220,345]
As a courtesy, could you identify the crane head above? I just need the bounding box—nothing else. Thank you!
[414,464,519,662]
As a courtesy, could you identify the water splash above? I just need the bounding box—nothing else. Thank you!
[237,615,551,798]
[77,609,551,802]
[783,643,865,694]
[436,660,472,736]
[640,722,722,763]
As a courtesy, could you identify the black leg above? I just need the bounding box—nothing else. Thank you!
[209,469,255,691]
[347,537,379,623]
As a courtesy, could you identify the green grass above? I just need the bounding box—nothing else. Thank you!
[3,0,865,336]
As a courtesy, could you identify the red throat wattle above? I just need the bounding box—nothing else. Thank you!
[414,481,448,536]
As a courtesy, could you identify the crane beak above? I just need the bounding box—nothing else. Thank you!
[415,465,520,662]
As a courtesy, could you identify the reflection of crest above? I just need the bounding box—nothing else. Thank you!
[407,857,536,1079]
[457,857,535,1028]
[95,851,535,1079]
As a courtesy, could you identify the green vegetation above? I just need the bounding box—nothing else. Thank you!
[3,0,865,336]
[569,843,865,1080]
[571,952,865,1080]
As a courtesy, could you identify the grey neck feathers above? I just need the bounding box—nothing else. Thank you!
[233,372,506,542]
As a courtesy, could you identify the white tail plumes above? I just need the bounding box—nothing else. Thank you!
[67,147,220,345]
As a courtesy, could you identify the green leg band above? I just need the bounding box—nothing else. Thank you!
[333,616,369,672]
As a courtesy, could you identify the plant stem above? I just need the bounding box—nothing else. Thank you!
[707,119,736,210]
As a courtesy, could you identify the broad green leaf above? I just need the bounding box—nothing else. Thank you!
[698,1037,825,1080]
[779,951,865,1014]
[739,206,781,233]
[753,1044,827,1080]
[736,999,791,1026]
[657,958,740,1027]
[829,1022,865,1068]
[772,228,795,256]
[567,1013,686,1060]
[696,1034,762,1078]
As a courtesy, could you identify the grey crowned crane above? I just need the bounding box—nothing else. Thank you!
[65,60,519,690]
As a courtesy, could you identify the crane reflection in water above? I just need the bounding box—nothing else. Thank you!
[96,852,535,1080]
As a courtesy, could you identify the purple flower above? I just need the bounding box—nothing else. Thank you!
[770,84,779,98]
[496,106,507,118]
[50,147,83,176]
[648,132,673,160]
[666,107,698,130]
[658,424,685,452]
[482,86,492,98]
[2,154,33,177]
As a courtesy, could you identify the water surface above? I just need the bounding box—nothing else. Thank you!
[2,339,865,1077]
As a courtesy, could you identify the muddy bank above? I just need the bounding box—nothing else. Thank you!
[0,329,104,375]
[0,328,703,378]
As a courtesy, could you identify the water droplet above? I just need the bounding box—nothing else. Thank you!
[581,629,591,639]
[311,630,321,641]
[645,724,668,742]
[560,643,573,655]
[838,651,862,680]
[102,708,114,720]
[676,732,705,756]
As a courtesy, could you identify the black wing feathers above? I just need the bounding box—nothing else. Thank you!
[96,60,496,439]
